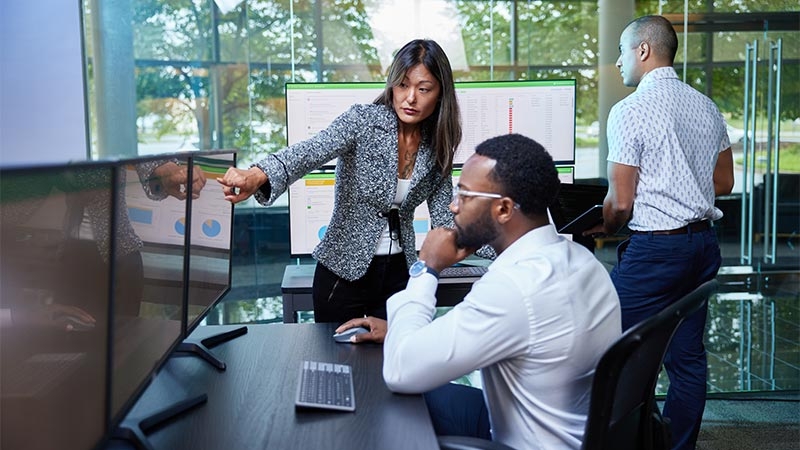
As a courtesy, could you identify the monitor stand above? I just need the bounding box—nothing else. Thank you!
[112,393,207,450]
[174,326,248,371]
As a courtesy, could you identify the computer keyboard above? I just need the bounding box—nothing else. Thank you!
[295,360,355,412]
[439,265,488,278]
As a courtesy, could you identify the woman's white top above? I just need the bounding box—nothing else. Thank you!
[374,179,411,256]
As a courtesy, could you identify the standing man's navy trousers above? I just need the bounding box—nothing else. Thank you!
[611,227,721,450]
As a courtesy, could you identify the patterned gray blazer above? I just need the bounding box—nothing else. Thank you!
[253,103,454,281]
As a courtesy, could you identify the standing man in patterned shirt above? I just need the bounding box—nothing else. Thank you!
[585,15,734,450]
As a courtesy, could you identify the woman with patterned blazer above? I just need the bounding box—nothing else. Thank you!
[217,39,461,324]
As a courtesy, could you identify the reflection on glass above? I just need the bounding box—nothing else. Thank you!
[187,153,234,333]
[0,163,112,450]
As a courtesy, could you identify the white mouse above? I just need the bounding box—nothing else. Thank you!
[332,327,369,343]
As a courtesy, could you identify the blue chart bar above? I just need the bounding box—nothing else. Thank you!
[128,207,153,225]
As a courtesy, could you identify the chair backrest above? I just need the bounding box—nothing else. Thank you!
[580,279,719,450]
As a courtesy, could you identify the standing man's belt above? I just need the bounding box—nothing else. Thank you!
[631,220,711,236]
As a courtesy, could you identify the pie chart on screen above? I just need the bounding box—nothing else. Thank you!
[202,219,222,237]
[174,217,186,235]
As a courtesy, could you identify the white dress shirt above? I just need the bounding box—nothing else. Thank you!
[383,224,621,450]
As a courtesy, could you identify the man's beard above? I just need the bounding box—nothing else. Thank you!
[455,213,498,249]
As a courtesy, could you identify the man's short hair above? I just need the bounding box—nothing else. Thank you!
[474,133,560,216]
[628,15,678,63]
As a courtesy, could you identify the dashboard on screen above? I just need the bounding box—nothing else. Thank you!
[286,80,576,257]
[287,170,451,257]
[285,79,576,165]
[288,166,575,256]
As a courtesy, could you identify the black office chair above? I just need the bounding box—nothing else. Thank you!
[580,279,719,450]
[438,435,515,450]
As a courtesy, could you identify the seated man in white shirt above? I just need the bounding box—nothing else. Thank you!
[380,133,622,449]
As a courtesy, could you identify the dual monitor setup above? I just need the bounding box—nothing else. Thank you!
[285,79,604,256]
[0,150,238,450]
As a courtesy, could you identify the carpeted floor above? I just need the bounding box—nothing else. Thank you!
[661,392,800,450]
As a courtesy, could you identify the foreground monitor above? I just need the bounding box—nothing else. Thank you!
[1,152,238,450]
[0,161,115,450]
[185,151,235,334]
[110,151,241,448]
[112,154,194,426]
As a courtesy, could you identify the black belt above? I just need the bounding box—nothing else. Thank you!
[631,220,711,236]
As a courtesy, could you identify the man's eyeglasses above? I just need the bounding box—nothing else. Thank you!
[452,186,520,209]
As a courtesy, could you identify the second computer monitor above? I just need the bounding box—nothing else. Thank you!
[288,166,575,256]
[185,151,235,334]
[285,79,577,165]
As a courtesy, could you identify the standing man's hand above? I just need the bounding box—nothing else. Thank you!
[583,223,606,238]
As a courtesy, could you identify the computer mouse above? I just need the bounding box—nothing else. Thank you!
[332,327,369,343]
[53,312,96,332]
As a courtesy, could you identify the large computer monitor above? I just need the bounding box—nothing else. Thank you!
[287,169,457,257]
[113,151,241,445]
[288,165,575,256]
[122,151,236,335]
[0,161,116,450]
[184,152,235,334]
[285,80,576,257]
[112,154,194,427]
[172,151,246,372]
[1,153,239,450]
[285,79,577,165]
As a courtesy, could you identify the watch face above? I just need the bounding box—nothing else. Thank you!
[409,260,427,277]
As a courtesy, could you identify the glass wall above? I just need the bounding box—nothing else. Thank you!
[81,0,799,393]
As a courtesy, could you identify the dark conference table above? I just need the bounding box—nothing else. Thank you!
[107,323,439,450]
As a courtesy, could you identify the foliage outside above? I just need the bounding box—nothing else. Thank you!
[82,0,800,169]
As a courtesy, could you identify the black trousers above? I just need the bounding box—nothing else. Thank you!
[311,253,409,324]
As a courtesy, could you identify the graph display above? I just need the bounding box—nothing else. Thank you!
[286,79,576,165]
[286,80,577,256]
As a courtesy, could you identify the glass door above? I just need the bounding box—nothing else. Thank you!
[710,25,799,394]
[739,37,799,269]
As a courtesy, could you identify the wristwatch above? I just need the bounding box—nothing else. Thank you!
[409,260,439,279]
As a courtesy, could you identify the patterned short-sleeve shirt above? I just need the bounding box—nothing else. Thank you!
[607,67,730,231]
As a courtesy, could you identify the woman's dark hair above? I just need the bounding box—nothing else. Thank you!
[374,39,461,176]
[474,133,561,217]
